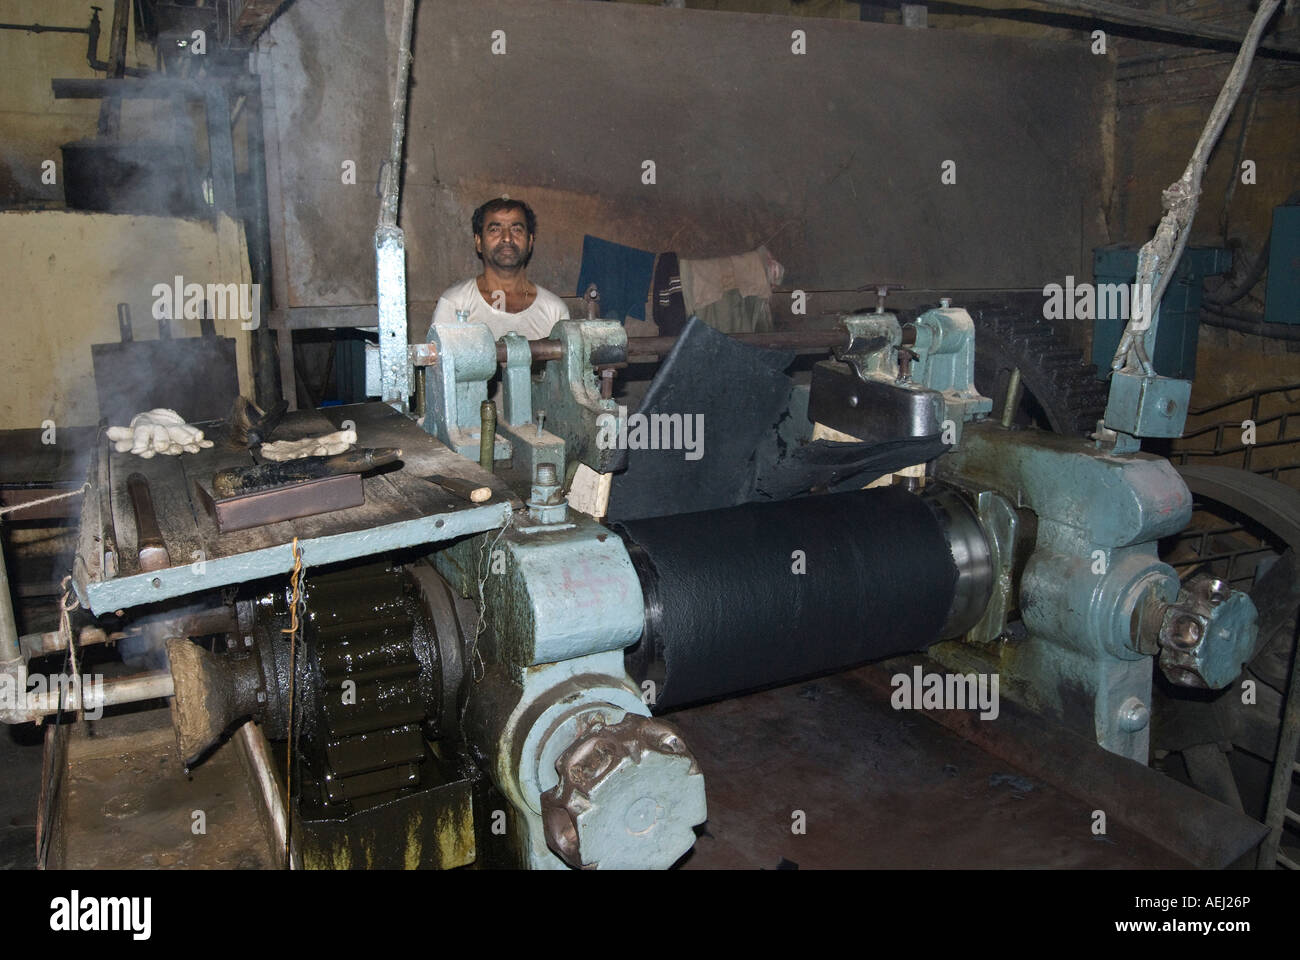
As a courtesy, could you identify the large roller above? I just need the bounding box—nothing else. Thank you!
[617,485,992,711]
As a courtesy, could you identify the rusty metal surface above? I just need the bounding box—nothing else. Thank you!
[259,0,1109,324]
[669,664,1208,869]
[196,472,364,533]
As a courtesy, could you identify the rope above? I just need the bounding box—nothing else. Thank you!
[457,511,515,732]
[280,537,306,870]
[0,483,88,517]
[471,511,514,684]
[56,577,82,722]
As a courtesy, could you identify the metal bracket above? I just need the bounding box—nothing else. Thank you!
[422,320,511,461]
[531,321,625,472]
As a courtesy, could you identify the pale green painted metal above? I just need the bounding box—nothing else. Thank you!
[437,512,643,669]
[838,307,991,446]
[1188,591,1259,690]
[1104,369,1192,439]
[499,332,567,480]
[910,306,993,428]
[80,500,510,616]
[941,422,1191,761]
[495,652,650,870]
[433,516,692,870]
[500,333,533,427]
[842,312,903,379]
[423,319,512,461]
[531,320,623,472]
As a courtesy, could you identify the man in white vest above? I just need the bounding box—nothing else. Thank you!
[431,197,569,340]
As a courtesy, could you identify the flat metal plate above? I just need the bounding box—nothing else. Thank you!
[91,337,239,426]
[195,472,364,533]
[671,662,1264,869]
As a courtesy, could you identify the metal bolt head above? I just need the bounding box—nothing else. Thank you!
[1158,574,1259,690]
[939,297,952,308]
[1117,696,1149,732]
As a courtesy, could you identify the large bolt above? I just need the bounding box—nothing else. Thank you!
[1117,697,1149,733]
[535,462,557,485]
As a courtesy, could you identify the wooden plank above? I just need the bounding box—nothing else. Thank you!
[72,441,106,600]
[317,403,521,507]
[108,448,205,580]
[0,427,98,485]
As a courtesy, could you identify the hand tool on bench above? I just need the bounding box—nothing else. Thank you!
[211,447,402,499]
[423,474,492,503]
[228,396,289,448]
[126,472,171,572]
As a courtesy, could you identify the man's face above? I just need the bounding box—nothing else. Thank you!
[476,208,532,270]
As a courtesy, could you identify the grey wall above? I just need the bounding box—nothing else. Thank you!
[259,0,1112,330]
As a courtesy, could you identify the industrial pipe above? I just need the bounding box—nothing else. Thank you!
[25,669,174,718]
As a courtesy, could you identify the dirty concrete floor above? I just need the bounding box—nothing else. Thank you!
[1,664,1196,871]
[670,665,1188,869]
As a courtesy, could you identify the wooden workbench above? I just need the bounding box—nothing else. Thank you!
[73,403,516,615]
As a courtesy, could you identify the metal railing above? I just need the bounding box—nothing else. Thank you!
[1173,381,1300,481]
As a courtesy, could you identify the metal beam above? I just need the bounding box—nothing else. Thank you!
[983,0,1299,59]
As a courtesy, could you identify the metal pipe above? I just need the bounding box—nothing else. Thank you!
[20,625,119,660]
[1000,367,1023,428]
[496,328,891,365]
[992,0,1299,60]
[26,669,174,717]
[1201,304,1300,342]
[0,22,91,34]
[378,0,417,230]
[479,400,497,473]
[245,84,284,408]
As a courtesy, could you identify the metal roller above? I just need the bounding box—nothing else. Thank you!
[617,485,992,711]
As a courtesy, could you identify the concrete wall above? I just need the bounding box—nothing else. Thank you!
[0,211,254,429]
[0,0,156,208]
[258,0,1111,331]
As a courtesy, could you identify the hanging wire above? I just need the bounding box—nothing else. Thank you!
[279,537,306,869]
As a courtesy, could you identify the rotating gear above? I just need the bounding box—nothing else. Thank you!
[962,295,1110,437]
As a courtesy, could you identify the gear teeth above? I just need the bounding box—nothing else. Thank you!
[966,298,1109,437]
